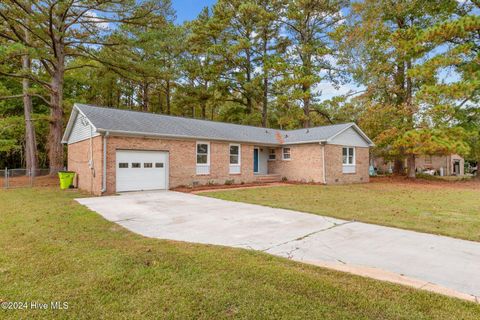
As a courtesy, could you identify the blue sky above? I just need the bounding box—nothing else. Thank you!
[172,0,216,23]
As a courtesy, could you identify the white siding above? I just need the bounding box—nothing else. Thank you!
[330,127,370,147]
[68,113,99,144]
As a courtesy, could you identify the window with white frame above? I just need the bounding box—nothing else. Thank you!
[229,144,241,174]
[343,147,355,165]
[342,147,355,173]
[230,144,240,164]
[196,142,210,175]
[282,147,291,160]
[268,148,276,160]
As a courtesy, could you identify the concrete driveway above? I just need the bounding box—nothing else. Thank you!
[77,191,480,302]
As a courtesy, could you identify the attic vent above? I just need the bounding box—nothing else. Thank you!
[265,130,269,133]
[80,115,89,126]
[285,134,288,138]
[306,129,309,133]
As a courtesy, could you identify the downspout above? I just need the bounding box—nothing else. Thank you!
[89,125,95,194]
[321,141,327,184]
[101,132,109,193]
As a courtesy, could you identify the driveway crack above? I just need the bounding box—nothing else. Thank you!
[112,218,137,223]
[262,220,354,252]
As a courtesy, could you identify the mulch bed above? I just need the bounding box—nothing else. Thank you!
[172,182,289,193]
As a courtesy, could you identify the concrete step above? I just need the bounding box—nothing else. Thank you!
[255,174,282,182]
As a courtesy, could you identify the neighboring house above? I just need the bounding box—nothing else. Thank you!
[62,104,374,195]
[374,154,465,176]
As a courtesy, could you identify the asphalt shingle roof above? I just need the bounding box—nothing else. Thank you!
[74,104,359,145]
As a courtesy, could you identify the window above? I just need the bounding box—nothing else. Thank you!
[282,147,291,160]
[425,156,432,164]
[119,163,128,168]
[229,144,241,174]
[196,142,209,164]
[229,144,240,164]
[144,163,153,168]
[342,147,355,165]
[268,148,276,160]
[155,163,164,168]
[196,141,210,175]
[132,163,141,168]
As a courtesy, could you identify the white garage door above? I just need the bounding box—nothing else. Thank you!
[116,150,168,192]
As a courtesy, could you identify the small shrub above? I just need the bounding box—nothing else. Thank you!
[282,177,288,182]
[207,180,216,186]
[225,179,235,185]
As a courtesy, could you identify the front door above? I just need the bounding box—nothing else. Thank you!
[253,148,259,173]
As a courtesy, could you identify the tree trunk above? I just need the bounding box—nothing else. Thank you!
[166,80,171,115]
[142,81,149,112]
[157,90,163,113]
[393,158,404,175]
[302,83,311,128]
[261,32,268,128]
[262,75,268,127]
[302,54,312,128]
[48,61,65,175]
[201,100,206,119]
[406,154,416,178]
[22,28,38,175]
[245,44,253,114]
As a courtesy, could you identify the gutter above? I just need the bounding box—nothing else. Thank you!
[101,132,109,193]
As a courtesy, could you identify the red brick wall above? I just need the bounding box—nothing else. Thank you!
[68,135,370,195]
[267,144,325,183]
[67,136,103,195]
[324,144,370,184]
[104,136,256,194]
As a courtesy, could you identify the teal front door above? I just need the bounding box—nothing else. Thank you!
[253,148,259,173]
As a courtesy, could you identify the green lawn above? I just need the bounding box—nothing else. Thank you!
[1,188,479,319]
[205,182,480,242]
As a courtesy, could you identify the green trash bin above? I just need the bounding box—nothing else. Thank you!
[58,171,75,190]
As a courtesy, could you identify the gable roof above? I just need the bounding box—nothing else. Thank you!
[62,104,374,146]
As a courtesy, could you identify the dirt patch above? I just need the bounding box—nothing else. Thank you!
[0,175,59,188]
[370,175,480,190]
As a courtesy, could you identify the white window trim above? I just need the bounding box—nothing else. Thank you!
[229,143,241,165]
[196,141,210,175]
[282,147,291,161]
[342,146,356,173]
[229,144,241,174]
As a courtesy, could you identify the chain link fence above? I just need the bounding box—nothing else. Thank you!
[1,168,58,189]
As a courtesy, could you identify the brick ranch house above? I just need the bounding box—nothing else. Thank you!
[62,104,374,195]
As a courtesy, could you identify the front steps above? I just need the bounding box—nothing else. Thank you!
[255,174,282,183]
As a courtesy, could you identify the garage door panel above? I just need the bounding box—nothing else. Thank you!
[116,150,168,192]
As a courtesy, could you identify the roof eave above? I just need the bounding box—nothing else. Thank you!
[96,128,283,146]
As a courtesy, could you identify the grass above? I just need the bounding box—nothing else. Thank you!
[1,188,479,319]
[204,181,480,242]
